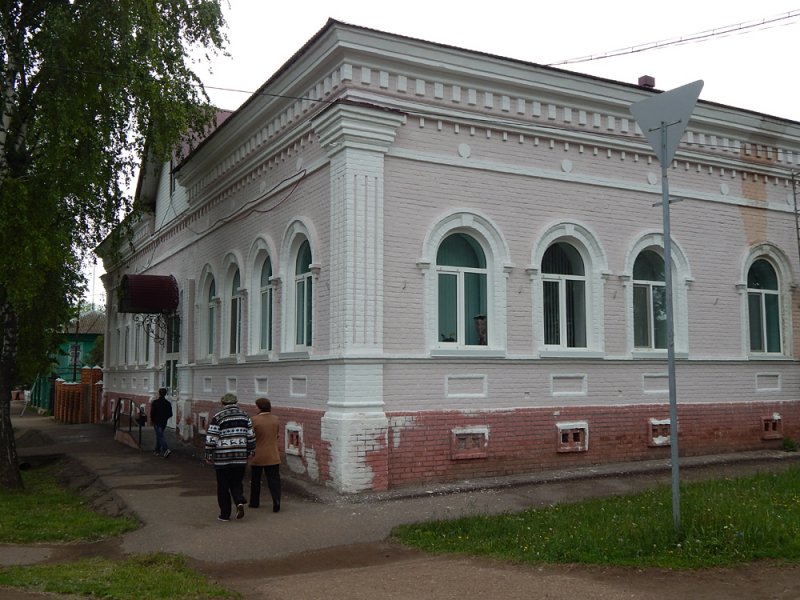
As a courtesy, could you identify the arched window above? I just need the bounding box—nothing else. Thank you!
[747,259,781,353]
[124,325,130,365]
[542,242,586,348]
[260,258,273,352]
[436,233,488,346]
[134,322,141,364]
[633,250,666,349]
[165,307,181,397]
[294,240,312,348]
[206,278,216,357]
[229,269,242,355]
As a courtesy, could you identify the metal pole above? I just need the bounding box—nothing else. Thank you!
[791,172,800,266]
[660,121,680,533]
[72,313,80,382]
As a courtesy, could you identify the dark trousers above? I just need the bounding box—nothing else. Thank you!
[215,465,247,519]
[153,425,169,454]
[249,464,281,509]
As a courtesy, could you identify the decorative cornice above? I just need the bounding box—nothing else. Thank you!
[178,23,800,205]
[129,27,800,277]
[313,102,406,156]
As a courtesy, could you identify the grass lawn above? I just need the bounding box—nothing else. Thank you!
[393,466,800,569]
[0,460,239,599]
[0,460,138,544]
[0,553,238,600]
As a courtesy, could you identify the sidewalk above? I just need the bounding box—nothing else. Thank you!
[5,408,800,599]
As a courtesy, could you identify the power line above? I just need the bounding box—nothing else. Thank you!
[549,9,800,66]
[199,10,800,127]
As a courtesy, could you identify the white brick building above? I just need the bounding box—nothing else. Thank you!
[99,20,800,493]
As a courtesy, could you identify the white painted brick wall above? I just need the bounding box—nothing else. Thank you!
[321,412,388,493]
[103,31,800,493]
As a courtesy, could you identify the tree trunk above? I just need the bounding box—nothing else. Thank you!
[0,297,22,489]
[0,390,22,489]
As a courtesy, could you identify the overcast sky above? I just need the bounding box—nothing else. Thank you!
[204,0,799,120]
[84,1,800,307]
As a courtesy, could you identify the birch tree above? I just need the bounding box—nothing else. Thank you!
[0,0,227,488]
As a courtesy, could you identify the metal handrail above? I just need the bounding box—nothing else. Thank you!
[112,398,146,447]
[112,399,122,434]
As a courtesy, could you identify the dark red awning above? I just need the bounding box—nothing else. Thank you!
[118,275,179,314]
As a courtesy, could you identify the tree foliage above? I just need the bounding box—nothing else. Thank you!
[0,0,227,488]
[86,334,104,369]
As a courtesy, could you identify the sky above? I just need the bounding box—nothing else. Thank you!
[204,0,800,119]
[83,0,800,307]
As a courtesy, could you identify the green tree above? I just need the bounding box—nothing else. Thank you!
[0,0,227,488]
[86,334,104,369]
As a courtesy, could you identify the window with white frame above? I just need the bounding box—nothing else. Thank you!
[133,322,141,364]
[124,325,130,364]
[532,223,607,355]
[542,242,586,348]
[294,240,312,348]
[633,250,666,349]
[229,268,242,355]
[166,311,180,355]
[165,310,180,396]
[260,257,273,352]
[206,278,216,357]
[436,233,488,346]
[420,211,510,354]
[747,258,781,353]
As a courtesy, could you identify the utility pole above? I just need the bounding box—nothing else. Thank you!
[72,312,80,382]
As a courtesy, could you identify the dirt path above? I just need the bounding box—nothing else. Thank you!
[194,541,800,600]
[6,545,800,600]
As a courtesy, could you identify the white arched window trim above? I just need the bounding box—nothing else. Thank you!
[622,232,693,358]
[247,237,278,357]
[418,210,512,356]
[222,253,244,360]
[279,219,320,355]
[197,265,219,362]
[529,221,609,357]
[738,243,794,359]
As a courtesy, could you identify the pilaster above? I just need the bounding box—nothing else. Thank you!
[313,104,404,492]
[314,104,406,356]
[320,363,388,493]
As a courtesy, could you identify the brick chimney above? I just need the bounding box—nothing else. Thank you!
[638,75,655,89]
